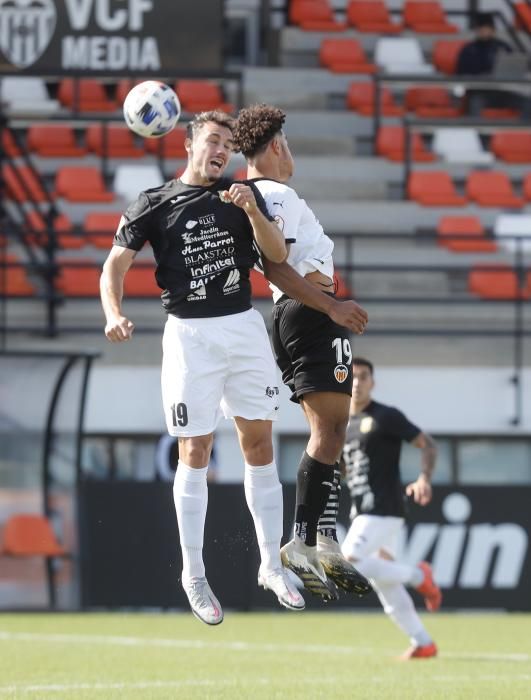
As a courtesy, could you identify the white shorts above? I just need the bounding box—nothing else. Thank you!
[161,308,280,437]
[341,514,405,560]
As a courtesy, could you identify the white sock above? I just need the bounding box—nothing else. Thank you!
[373,580,433,647]
[353,556,423,587]
[244,461,283,572]
[173,461,208,581]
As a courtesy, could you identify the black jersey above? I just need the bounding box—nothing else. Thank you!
[343,400,420,518]
[113,177,272,318]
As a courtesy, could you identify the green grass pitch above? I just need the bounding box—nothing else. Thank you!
[0,612,530,699]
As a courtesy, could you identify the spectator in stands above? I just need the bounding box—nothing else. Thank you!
[455,12,521,116]
[341,357,441,659]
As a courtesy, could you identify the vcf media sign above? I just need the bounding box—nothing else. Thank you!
[0,0,223,74]
[397,487,531,610]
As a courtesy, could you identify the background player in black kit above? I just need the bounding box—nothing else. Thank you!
[341,358,442,659]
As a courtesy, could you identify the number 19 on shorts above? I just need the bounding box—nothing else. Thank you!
[171,402,188,427]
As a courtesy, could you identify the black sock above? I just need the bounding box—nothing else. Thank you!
[317,464,341,542]
[294,451,334,547]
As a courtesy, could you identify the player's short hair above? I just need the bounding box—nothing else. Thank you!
[233,104,286,158]
[186,110,234,140]
[353,357,374,375]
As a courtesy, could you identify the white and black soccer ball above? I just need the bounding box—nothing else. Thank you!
[123,80,181,138]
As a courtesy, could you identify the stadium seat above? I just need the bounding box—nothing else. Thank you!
[408,171,467,206]
[494,214,531,254]
[346,82,403,116]
[468,264,525,300]
[86,124,144,158]
[1,514,66,556]
[27,125,87,157]
[481,108,521,120]
[437,216,497,253]
[432,128,494,164]
[376,126,435,162]
[113,164,164,202]
[175,80,234,113]
[124,264,160,297]
[374,37,434,74]
[25,211,84,250]
[404,87,461,117]
[319,38,375,73]
[290,0,346,31]
[403,1,458,33]
[57,79,118,112]
[346,1,402,33]
[232,167,248,180]
[432,39,466,74]
[466,171,523,208]
[55,167,114,203]
[2,128,22,157]
[523,173,531,201]
[56,259,101,296]
[1,255,36,296]
[250,269,272,298]
[84,211,123,249]
[3,164,49,203]
[490,132,531,163]
[0,77,60,115]
[514,2,531,31]
[144,126,187,158]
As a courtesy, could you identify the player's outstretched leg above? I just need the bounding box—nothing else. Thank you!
[281,536,339,601]
[182,577,224,626]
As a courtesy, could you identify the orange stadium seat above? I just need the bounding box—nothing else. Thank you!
[27,125,87,157]
[437,216,497,253]
[290,0,346,30]
[55,167,114,203]
[468,264,526,300]
[490,132,531,163]
[403,1,458,33]
[408,171,467,206]
[232,167,248,180]
[2,255,36,296]
[1,514,66,557]
[481,107,521,120]
[57,79,117,112]
[144,126,187,158]
[466,171,524,208]
[56,259,101,296]
[3,164,49,202]
[250,269,272,298]
[124,264,160,297]
[404,87,461,117]
[86,124,144,158]
[523,173,531,201]
[346,1,402,33]
[25,211,84,250]
[2,129,22,157]
[319,38,375,73]
[175,80,234,114]
[84,211,122,249]
[346,82,403,116]
[514,2,531,31]
[376,126,435,162]
[432,39,465,74]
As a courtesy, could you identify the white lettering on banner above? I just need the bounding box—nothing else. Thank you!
[397,493,528,589]
[65,0,153,31]
[62,35,160,70]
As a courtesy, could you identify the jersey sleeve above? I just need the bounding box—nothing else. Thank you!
[385,407,421,443]
[248,182,275,223]
[113,192,152,251]
[264,187,304,245]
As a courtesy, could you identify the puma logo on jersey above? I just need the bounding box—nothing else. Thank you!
[273,201,284,208]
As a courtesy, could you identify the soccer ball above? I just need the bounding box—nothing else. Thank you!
[123,81,181,138]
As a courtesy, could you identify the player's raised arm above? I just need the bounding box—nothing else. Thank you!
[226,182,287,263]
[263,258,368,335]
[100,246,136,342]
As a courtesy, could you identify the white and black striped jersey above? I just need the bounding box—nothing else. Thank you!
[250,178,335,302]
[113,178,272,318]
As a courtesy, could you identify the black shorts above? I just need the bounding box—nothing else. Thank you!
[272,296,354,403]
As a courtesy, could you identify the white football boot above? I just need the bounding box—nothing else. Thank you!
[280,537,339,601]
[257,567,306,611]
[182,577,224,625]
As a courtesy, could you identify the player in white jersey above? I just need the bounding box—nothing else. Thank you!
[234,104,371,600]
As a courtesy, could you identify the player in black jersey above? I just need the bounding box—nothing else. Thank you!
[234,104,371,601]
[341,358,442,659]
[100,110,368,625]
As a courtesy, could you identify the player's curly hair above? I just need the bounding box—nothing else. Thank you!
[233,104,286,158]
[186,110,234,140]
